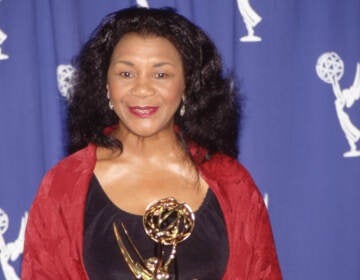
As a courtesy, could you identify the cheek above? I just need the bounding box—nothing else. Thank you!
[164,91,183,108]
[166,81,185,102]
[108,86,127,101]
[107,77,130,98]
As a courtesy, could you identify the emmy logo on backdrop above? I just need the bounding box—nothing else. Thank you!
[316,52,360,158]
[237,0,262,42]
[0,29,9,60]
[0,208,28,280]
[136,0,149,8]
[57,64,77,100]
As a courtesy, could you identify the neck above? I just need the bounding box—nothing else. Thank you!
[112,125,186,162]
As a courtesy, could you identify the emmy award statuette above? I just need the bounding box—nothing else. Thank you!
[113,197,195,280]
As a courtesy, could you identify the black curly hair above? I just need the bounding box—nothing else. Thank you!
[68,6,242,158]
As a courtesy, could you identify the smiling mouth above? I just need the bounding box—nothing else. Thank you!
[128,106,159,118]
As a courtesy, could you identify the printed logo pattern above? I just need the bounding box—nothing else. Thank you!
[136,0,149,8]
[57,64,77,100]
[237,0,262,42]
[316,52,360,158]
[0,208,28,280]
[0,0,9,61]
[0,29,9,60]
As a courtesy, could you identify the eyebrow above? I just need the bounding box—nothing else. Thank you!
[112,60,175,68]
[153,62,175,68]
[112,60,133,66]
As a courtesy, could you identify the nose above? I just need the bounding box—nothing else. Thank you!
[131,76,155,97]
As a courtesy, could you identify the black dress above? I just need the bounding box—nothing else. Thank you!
[83,175,229,280]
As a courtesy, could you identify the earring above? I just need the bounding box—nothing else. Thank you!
[106,90,114,110]
[179,97,185,117]
[109,100,114,110]
[180,102,185,117]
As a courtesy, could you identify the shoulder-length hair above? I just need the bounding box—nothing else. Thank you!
[68,6,242,158]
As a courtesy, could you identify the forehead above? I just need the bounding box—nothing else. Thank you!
[111,33,182,62]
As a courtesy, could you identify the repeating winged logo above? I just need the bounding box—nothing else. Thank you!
[57,64,77,100]
[0,29,9,61]
[0,0,9,61]
[316,52,360,158]
[0,208,28,280]
[237,0,262,42]
[136,0,149,8]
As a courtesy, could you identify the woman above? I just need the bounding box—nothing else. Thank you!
[21,7,282,280]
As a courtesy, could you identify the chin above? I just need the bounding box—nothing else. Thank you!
[120,119,175,138]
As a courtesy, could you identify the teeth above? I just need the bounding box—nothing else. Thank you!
[134,108,151,113]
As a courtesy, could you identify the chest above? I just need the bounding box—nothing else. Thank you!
[83,175,229,280]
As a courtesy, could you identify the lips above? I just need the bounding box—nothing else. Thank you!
[128,106,159,118]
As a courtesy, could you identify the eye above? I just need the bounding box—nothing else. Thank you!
[154,72,169,79]
[119,71,134,79]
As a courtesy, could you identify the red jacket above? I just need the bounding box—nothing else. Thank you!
[22,144,282,279]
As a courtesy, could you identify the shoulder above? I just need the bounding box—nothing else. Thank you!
[36,144,97,199]
[202,153,254,185]
[45,144,96,180]
[189,141,251,182]
[200,153,264,207]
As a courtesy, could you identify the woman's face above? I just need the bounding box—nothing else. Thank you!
[107,33,185,138]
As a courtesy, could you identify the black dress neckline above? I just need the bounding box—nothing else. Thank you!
[83,174,229,280]
[91,174,211,218]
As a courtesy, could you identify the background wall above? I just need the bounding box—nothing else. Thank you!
[0,0,359,279]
